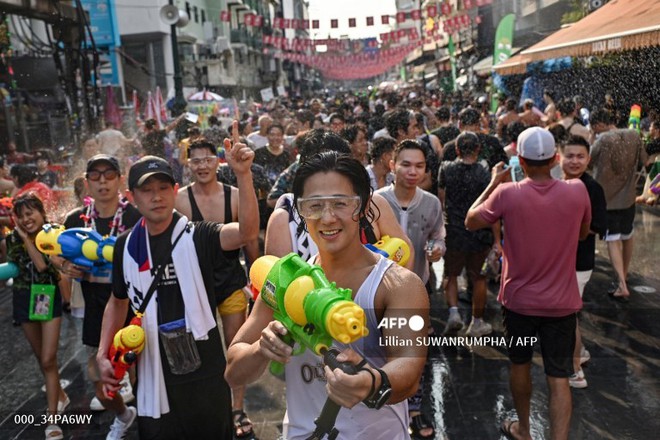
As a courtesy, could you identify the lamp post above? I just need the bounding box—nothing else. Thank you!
[169,0,187,116]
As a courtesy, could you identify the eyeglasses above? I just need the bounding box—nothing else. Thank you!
[87,169,119,181]
[296,196,361,220]
[188,156,217,167]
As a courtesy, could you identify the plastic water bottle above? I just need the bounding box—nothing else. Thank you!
[509,156,524,182]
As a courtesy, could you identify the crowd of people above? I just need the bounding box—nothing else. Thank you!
[2,84,657,440]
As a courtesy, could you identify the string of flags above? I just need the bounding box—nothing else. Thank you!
[260,13,478,54]
[272,44,418,80]
[220,0,492,30]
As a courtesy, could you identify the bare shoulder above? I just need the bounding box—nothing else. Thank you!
[174,185,191,213]
[379,264,425,298]
[176,184,190,197]
[371,192,387,206]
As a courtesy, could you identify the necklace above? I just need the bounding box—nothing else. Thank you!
[80,195,129,236]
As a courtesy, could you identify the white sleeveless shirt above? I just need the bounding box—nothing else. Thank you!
[282,256,410,440]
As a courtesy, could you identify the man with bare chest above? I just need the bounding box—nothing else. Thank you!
[174,139,259,439]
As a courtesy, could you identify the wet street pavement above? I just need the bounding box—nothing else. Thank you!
[1,206,658,439]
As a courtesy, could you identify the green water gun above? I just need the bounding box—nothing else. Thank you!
[249,253,369,375]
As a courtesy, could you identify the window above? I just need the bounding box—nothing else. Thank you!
[201,9,206,23]
[193,6,198,23]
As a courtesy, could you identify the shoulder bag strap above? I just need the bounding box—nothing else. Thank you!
[136,222,191,315]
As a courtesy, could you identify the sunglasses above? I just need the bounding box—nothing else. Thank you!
[296,196,361,220]
[188,156,218,167]
[87,169,119,181]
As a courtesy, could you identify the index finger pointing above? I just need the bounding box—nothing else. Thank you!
[232,120,240,143]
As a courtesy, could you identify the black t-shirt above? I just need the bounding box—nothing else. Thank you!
[37,170,58,188]
[431,125,460,147]
[112,213,228,384]
[646,138,660,156]
[443,133,508,169]
[254,147,293,185]
[439,160,493,251]
[64,202,142,347]
[576,173,607,271]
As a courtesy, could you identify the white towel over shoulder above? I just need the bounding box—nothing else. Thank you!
[122,215,216,418]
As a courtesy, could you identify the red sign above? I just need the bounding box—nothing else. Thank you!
[396,12,406,23]
[427,5,438,17]
[220,10,230,22]
[411,9,421,20]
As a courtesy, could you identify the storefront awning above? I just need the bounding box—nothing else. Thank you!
[494,0,660,74]
[522,0,660,61]
[492,53,530,75]
[473,48,522,75]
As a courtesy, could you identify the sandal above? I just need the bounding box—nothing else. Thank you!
[45,424,63,440]
[409,413,435,439]
[500,419,519,440]
[232,409,256,439]
[57,394,70,414]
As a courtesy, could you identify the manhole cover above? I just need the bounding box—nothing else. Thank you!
[632,286,656,293]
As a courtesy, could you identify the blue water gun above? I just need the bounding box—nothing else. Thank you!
[35,225,116,277]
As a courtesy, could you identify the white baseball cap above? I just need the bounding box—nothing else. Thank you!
[517,127,556,160]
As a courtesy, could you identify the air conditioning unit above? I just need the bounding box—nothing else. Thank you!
[216,37,231,53]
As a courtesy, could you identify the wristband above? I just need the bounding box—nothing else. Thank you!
[360,367,376,398]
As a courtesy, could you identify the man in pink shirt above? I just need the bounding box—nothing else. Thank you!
[466,127,591,440]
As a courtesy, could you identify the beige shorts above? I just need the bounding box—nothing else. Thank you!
[86,346,102,383]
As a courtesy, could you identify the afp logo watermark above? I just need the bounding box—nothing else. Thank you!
[377,315,426,331]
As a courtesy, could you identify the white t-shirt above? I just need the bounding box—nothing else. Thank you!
[246,132,268,150]
[97,128,128,156]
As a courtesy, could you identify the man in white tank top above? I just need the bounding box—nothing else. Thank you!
[226,152,429,439]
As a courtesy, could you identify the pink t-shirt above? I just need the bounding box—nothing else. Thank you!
[477,178,591,317]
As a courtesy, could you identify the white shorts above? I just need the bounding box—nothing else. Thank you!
[576,270,593,298]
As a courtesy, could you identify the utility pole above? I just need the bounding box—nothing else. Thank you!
[169,0,187,116]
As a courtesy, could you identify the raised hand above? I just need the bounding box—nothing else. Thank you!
[224,120,255,176]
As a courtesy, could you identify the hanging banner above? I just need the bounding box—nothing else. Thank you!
[492,13,516,110]
[448,34,457,92]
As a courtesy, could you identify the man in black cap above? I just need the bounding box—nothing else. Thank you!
[97,124,258,439]
[60,154,142,437]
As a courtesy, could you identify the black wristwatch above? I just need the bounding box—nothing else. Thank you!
[363,368,392,410]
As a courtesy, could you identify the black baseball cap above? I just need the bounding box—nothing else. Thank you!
[86,154,121,174]
[128,155,175,190]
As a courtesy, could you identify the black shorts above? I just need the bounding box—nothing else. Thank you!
[12,287,62,324]
[604,204,635,240]
[502,308,576,378]
[137,375,232,440]
[443,247,490,279]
